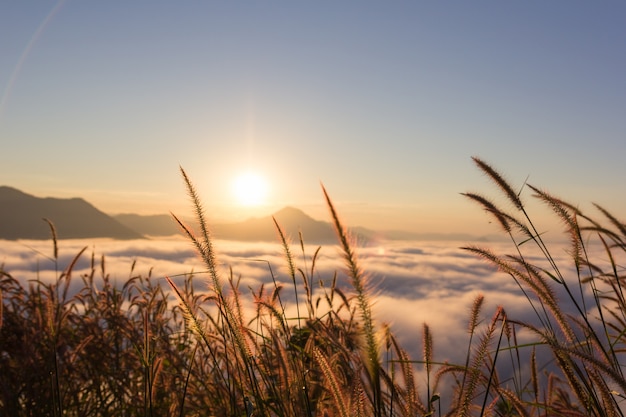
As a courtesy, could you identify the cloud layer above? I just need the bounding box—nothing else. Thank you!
[0,236,610,372]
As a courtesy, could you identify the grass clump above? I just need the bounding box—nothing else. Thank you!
[462,156,626,416]
[1,159,626,416]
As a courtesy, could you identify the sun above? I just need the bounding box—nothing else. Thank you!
[232,172,268,206]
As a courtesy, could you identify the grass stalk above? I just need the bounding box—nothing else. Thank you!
[322,184,383,417]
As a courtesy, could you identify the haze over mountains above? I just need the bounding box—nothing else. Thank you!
[114,206,342,243]
[0,186,142,240]
[0,186,485,242]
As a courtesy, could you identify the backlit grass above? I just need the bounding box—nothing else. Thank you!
[1,159,625,416]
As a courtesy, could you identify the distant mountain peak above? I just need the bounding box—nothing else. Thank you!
[0,186,143,240]
[0,186,34,201]
[272,206,313,220]
[1,188,487,243]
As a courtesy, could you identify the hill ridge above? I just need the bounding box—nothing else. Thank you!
[0,186,143,240]
[1,186,493,242]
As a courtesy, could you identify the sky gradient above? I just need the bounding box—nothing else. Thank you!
[1,2,625,235]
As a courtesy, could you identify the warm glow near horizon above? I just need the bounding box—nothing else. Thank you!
[1,2,625,235]
[232,171,268,207]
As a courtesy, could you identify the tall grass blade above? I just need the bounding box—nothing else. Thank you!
[322,183,382,417]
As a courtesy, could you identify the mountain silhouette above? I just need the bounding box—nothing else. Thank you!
[207,207,493,243]
[0,186,492,242]
[0,186,143,240]
[115,206,370,243]
[211,206,341,244]
[114,213,179,236]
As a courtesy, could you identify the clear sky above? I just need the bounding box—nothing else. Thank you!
[1,2,625,235]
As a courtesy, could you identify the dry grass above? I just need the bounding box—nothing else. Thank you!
[1,159,625,416]
[462,156,626,416]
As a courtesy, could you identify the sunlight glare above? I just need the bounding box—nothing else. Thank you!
[232,172,268,206]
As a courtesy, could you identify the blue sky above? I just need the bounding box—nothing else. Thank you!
[1,2,625,234]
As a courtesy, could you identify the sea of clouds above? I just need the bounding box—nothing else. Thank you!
[0,235,615,394]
